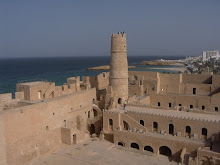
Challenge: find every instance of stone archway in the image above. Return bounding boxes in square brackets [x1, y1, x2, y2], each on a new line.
[118, 98, 122, 104]
[144, 146, 154, 153]
[159, 146, 172, 157]
[169, 124, 174, 135]
[90, 124, 95, 135]
[118, 142, 124, 146]
[131, 143, 139, 150]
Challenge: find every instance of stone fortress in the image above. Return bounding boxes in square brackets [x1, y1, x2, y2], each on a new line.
[0, 32, 220, 165]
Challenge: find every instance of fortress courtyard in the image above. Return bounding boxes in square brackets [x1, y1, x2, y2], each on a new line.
[29, 139, 177, 165]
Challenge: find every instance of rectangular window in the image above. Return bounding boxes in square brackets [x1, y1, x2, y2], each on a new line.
[169, 103, 172, 107]
[215, 107, 218, 112]
[158, 102, 160, 106]
[190, 105, 193, 109]
[202, 106, 205, 110]
[193, 88, 196, 95]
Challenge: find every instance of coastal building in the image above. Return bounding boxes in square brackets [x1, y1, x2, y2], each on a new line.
[0, 33, 220, 165]
[202, 50, 219, 62]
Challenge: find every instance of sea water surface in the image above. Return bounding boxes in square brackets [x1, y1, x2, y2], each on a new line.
[0, 56, 185, 95]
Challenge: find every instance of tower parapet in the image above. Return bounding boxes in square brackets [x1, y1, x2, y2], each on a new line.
[109, 32, 128, 105]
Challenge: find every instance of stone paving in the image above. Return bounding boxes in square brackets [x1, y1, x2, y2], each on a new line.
[29, 139, 178, 165]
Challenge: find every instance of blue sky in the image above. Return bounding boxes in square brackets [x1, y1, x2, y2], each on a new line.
[1, 0, 220, 58]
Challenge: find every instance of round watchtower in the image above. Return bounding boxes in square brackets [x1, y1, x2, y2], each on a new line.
[109, 32, 128, 104]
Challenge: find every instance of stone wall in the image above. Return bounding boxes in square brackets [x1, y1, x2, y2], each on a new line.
[0, 88, 96, 165]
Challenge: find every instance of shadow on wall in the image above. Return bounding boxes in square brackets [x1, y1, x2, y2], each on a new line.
[104, 134, 113, 143]
[203, 77, 212, 84]
[209, 87, 220, 96]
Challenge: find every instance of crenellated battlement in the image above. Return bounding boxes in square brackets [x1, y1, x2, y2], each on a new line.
[111, 32, 126, 38]
[126, 109, 220, 123]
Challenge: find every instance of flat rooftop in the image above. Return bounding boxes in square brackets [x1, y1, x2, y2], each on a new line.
[109, 106, 220, 122]
[29, 139, 177, 165]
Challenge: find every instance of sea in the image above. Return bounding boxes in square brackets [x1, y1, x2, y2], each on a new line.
[0, 56, 185, 96]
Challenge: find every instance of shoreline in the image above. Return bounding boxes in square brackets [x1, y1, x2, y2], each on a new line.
[86, 65, 136, 70]
[148, 66, 186, 72]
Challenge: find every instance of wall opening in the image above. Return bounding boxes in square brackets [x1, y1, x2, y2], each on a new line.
[103, 73, 105, 77]
[215, 107, 218, 112]
[144, 146, 154, 153]
[130, 143, 139, 150]
[73, 134, 76, 144]
[88, 111, 90, 118]
[179, 104, 182, 106]
[140, 81, 142, 85]
[202, 128, 208, 140]
[185, 126, 191, 137]
[140, 120, 144, 126]
[63, 120, 66, 127]
[118, 98, 122, 104]
[46, 126, 49, 130]
[193, 88, 196, 95]
[158, 102, 160, 107]
[93, 109, 98, 117]
[159, 146, 172, 157]
[190, 105, 193, 109]
[202, 106, 205, 110]
[38, 90, 42, 99]
[169, 103, 172, 108]
[118, 142, 124, 146]
[169, 124, 174, 135]
[109, 119, 113, 130]
[90, 124, 95, 135]
[134, 75, 138, 80]
[123, 121, 130, 130]
[153, 122, 158, 133]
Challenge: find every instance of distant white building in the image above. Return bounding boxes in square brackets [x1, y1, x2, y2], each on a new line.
[202, 50, 219, 62]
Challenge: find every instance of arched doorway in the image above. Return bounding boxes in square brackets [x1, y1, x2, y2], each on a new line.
[123, 121, 130, 130]
[118, 98, 122, 104]
[130, 143, 139, 150]
[153, 122, 158, 133]
[144, 146, 154, 153]
[118, 142, 124, 146]
[202, 128, 207, 140]
[93, 109, 98, 117]
[169, 124, 174, 135]
[185, 126, 191, 137]
[140, 120, 144, 126]
[159, 146, 172, 157]
[90, 124, 95, 135]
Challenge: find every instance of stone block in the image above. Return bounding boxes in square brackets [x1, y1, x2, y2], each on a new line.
[132, 128, 136, 132]
[139, 129, 143, 133]
[177, 132, 181, 137]
[193, 134, 198, 140]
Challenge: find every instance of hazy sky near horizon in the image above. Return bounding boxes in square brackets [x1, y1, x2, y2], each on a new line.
[1, 0, 220, 58]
